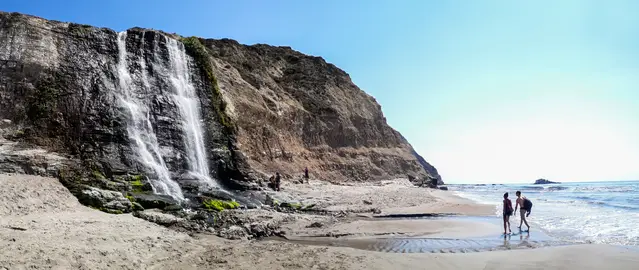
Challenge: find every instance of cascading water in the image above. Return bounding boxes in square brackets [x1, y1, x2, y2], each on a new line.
[165, 38, 218, 188]
[116, 31, 185, 201]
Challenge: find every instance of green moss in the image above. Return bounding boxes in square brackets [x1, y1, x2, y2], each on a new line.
[130, 179, 144, 192]
[125, 194, 136, 203]
[131, 180, 143, 187]
[92, 170, 106, 180]
[202, 199, 240, 211]
[127, 175, 146, 192]
[181, 37, 234, 132]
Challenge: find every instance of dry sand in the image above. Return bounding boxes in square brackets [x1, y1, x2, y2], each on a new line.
[280, 178, 495, 216]
[0, 174, 637, 269]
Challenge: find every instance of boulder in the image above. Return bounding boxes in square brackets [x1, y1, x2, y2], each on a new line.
[78, 187, 132, 213]
[131, 193, 179, 210]
[218, 225, 249, 240]
[133, 209, 185, 226]
[246, 221, 280, 238]
[306, 222, 324, 228]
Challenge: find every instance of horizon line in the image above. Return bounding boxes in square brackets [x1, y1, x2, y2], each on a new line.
[445, 179, 639, 185]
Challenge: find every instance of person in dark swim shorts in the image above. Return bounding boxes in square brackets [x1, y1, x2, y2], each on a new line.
[515, 191, 531, 231]
[502, 192, 513, 234]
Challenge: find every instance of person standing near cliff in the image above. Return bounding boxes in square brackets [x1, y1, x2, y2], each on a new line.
[514, 191, 531, 231]
[304, 167, 309, 183]
[275, 172, 281, 191]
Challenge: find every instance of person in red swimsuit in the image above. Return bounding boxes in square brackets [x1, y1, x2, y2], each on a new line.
[502, 192, 514, 234]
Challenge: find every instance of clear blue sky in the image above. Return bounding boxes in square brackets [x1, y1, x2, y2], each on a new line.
[3, 1, 639, 183]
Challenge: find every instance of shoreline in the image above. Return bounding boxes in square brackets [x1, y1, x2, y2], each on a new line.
[1, 174, 637, 269]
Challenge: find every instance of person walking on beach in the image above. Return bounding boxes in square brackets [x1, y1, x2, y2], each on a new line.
[514, 191, 531, 231]
[502, 192, 513, 234]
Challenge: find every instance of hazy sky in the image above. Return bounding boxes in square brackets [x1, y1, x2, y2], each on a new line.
[3, 1, 638, 183]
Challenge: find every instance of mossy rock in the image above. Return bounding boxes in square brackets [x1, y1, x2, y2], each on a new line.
[278, 202, 315, 211]
[128, 175, 152, 192]
[130, 174, 145, 182]
[202, 199, 240, 211]
[92, 170, 106, 180]
[132, 202, 144, 211]
[130, 179, 144, 189]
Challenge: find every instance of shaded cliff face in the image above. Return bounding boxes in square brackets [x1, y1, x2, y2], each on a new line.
[0, 10, 441, 201]
[202, 39, 441, 183]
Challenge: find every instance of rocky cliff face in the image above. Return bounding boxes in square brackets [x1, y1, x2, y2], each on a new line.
[0, 12, 252, 204]
[0, 11, 441, 210]
[204, 39, 441, 183]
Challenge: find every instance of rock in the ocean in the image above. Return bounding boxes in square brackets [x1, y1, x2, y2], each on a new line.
[439, 186, 449, 191]
[78, 187, 132, 213]
[533, 179, 560, 184]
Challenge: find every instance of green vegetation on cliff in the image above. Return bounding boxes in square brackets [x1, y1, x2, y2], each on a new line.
[27, 74, 62, 124]
[181, 37, 234, 132]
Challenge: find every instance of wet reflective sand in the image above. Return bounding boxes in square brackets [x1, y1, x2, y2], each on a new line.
[272, 216, 578, 253]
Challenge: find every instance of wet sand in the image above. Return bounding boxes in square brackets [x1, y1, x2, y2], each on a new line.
[1, 174, 638, 269]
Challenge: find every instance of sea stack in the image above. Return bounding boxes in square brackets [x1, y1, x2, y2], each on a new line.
[534, 178, 560, 184]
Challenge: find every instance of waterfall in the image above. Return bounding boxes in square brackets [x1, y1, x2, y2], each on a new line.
[116, 31, 185, 201]
[165, 38, 218, 188]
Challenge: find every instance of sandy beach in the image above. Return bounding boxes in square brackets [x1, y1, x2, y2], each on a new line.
[1, 174, 637, 269]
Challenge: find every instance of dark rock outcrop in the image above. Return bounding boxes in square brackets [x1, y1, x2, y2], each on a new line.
[534, 179, 559, 185]
[77, 186, 133, 213]
[130, 193, 179, 210]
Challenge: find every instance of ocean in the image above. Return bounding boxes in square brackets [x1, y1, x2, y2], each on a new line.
[450, 181, 639, 246]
